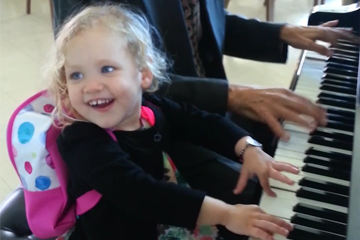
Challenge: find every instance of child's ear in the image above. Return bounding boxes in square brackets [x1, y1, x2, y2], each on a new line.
[140, 68, 153, 89]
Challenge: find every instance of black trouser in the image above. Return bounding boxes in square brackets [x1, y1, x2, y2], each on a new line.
[166, 114, 273, 239]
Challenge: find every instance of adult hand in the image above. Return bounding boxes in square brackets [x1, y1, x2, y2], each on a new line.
[280, 20, 360, 56]
[227, 85, 327, 141]
[233, 146, 299, 197]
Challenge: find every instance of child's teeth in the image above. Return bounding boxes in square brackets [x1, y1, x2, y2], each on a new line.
[89, 99, 112, 106]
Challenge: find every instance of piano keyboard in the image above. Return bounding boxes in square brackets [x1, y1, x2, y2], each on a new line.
[249, 38, 359, 240]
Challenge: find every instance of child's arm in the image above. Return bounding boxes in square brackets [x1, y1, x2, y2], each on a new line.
[58, 122, 206, 229]
[145, 94, 251, 161]
[197, 196, 292, 240]
[146, 95, 299, 198]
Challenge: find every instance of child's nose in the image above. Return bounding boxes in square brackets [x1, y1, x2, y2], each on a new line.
[83, 79, 103, 93]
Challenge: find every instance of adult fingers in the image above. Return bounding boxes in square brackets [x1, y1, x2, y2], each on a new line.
[283, 92, 327, 126]
[274, 105, 317, 130]
[320, 20, 339, 28]
[261, 111, 290, 141]
[299, 37, 331, 56]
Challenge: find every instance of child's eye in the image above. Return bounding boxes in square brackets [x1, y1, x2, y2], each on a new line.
[70, 72, 83, 80]
[102, 66, 114, 73]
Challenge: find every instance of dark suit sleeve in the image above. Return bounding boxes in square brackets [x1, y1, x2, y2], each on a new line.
[224, 11, 288, 63]
[157, 73, 229, 115]
[146, 95, 250, 161]
[57, 122, 206, 229]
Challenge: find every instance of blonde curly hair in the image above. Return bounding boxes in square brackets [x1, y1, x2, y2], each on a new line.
[43, 3, 170, 127]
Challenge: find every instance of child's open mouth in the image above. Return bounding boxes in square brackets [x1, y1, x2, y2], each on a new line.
[88, 99, 114, 109]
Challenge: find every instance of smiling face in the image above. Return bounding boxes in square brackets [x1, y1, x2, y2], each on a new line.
[64, 27, 153, 130]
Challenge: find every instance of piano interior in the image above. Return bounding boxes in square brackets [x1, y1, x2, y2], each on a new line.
[249, 2, 360, 240]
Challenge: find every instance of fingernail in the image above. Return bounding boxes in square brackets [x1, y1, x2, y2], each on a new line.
[284, 229, 289, 235]
[282, 134, 290, 141]
[327, 50, 333, 57]
[321, 118, 327, 126]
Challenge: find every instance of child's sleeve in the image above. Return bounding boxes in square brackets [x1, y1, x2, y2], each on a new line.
[146, 94, 251, 161]
[57, 122, 206, 229]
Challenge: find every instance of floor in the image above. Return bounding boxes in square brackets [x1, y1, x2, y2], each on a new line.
[0, 0, 342, 204]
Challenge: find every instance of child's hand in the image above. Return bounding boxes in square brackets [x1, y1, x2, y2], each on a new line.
[224, 204, 292, 240]
[234, 147, 299, 197]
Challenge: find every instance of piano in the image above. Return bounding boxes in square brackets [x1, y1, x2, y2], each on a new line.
[249, 3, 360, 240]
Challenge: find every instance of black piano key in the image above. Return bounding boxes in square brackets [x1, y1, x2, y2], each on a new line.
[306, 148, 352, 163]
[299, 177, 350, 196]
[326, 62, 358, 71]
[320, 84, 356, 95]
[308, 136, 353, 151]
[327, 56, 358, 67]
[326, 119, 354, 132]
[333, 49, 360, 59]
[324, 66, 358, 77]
[296, 187, 349, 207]
[333, 52, 359, 61]
[319, 92, 356, 103]
[303, 156, 351, 172]
[302, 165, 350, 181]
[287, 225, 345, 240]
[291, 213, 347, 236]
[327, 108, 355, 119]
[310, 129, 353, 142]
[326, 113, 355, 125]
[322, 73, 357, 83]
[335, 42, 360, 51]
[317, 97, 356, 110]
[321, 78, 357, 88]
[293, 203, 348, 223]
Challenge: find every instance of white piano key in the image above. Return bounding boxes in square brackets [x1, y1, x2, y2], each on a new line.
[277, 140, 352, 155]
[294, 90, 357, 106]
[274, 155, 305, 167]
[283, 122, 354, 136]
[319, 103, 355, 112]
[275, 148, 305, 159]
[305, 49, 329, 61]
[297, 81, 355, 91]
[295, 86, 357, 103]
[266, 161, 350, 187]
[272, 157, 348, 185]
[258, 189, 348, 218]
[275, 150, 347, 163]
[281, 171, 349, 187]
[282, 134, 350, 152]
[275, 148, 307, 160]
[295, 88, 355, 99]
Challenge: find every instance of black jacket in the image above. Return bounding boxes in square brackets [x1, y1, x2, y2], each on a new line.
[57, 95, 249, 239]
